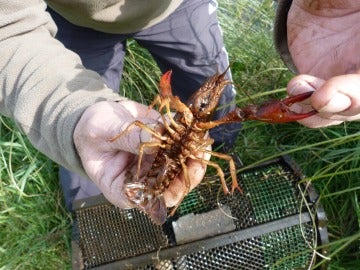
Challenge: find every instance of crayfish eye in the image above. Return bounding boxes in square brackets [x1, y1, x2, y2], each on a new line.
[199, 102, 207, 111]
[197, 98, 208, 112]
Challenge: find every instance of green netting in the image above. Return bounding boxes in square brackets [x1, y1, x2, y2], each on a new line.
[261, 223, 315, 270]
[176, 189, 209, 216]
[241, 164, 300, 223]
[178, 163, 303, 226]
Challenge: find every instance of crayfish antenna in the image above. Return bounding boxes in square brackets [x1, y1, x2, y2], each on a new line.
[217, 65, 231, 80]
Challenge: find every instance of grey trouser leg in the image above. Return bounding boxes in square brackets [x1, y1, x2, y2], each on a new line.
[49, 0, 241, 210]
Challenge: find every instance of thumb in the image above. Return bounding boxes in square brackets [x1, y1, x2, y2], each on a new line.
[311, 74, 360, 115]
[287, 74, 324, 97]
[287, 74, 353, 113]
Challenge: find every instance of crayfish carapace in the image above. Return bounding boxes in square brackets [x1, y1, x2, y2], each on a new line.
[110, 69, 317, 225]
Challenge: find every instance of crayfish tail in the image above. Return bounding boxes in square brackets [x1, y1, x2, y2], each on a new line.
[124, 182, 168, 225]
[124, 182, 146, 205]
[143, 195, 167, 225]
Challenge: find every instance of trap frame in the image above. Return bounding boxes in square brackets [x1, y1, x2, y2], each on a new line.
[72, 156, 328, 270]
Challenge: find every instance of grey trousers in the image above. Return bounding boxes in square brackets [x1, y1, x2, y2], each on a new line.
[49, 0, 241, 211]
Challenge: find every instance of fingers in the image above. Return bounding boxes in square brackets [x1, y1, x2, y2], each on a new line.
[287, 73, 360, 127]
[83, 100, 164, 155]
[109, 118, 164, 155]
[82, 147, 137, 209]
[117, 99, 161, 119]
[288, 74, 324, 97]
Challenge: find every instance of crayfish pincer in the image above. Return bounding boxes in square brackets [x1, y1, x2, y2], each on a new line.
[110, 69, 317, 225]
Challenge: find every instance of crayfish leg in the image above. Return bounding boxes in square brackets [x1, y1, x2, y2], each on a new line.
[202, 158, 231, 194]
[109, 120, 168, 178]
[187, 150, 231, 194]
[191, 148, 242, 194]
[161, 97, 187, 131]
[209, 151, 243, 194]
[108, 120, 167, 143]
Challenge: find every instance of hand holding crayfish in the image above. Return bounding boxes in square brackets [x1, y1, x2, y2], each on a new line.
[73, 99, 209, 211]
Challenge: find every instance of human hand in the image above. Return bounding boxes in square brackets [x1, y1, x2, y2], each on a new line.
[73, 100, 208, 209]
[286, 0, 360, 127]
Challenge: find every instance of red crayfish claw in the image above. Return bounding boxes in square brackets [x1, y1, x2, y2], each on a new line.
[159, 70, 173, 96]
[243, 91, 318, 123]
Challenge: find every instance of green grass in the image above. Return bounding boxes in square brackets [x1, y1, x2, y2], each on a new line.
[0, 118, 72, 269]
[1, 0, 359, 269]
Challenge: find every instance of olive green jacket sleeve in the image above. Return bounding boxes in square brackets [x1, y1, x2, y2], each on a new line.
[0, 1, 125, 176]
[273, 0, 298, 73]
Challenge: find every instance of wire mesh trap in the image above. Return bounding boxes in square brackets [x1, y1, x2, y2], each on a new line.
[71, 156, 328, 270]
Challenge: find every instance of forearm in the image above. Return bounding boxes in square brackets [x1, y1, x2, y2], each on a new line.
[0, 1, 124, 175]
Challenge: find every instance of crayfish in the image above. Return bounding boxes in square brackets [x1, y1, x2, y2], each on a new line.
[110, 69, 317, 225]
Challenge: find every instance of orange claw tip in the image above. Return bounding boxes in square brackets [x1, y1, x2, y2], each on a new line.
[159, 70, 173, 96]
[162, 69, 172, 78]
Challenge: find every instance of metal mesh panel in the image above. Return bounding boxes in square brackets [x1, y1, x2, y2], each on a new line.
[137, 222, 315, 270]
[241, 166, 300, 223]
[175, 179, 256, 231]
[261, 223, 314, 269]
[72, 157, 326, 270]
[173, 223, 314, 270]
[73, 206, 168, 269]
[175, 238, 266, 270]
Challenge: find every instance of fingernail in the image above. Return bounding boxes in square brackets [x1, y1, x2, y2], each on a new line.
[318, 92, 351, 113]
[289, 81, 316, 96]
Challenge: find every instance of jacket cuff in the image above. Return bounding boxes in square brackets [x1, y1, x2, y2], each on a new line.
[273, 0, 298, 73]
